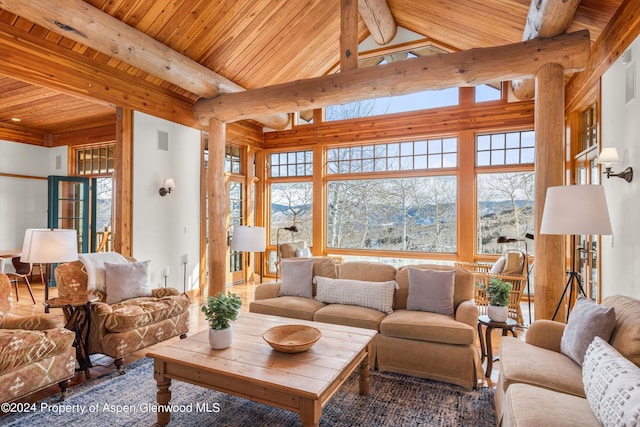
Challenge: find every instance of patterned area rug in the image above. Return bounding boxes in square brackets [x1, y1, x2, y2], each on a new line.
[2, 358, 495, 426]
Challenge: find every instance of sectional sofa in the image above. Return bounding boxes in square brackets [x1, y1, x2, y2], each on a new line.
[495, 295, 640, 426]
[249, 258, 481, 390]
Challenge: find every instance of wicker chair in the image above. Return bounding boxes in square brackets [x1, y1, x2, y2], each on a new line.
[456, 250, 528, 325]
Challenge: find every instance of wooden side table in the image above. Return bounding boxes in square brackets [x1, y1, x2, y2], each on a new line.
[44, 295, 99, 379]
[477, 314, 519, 378]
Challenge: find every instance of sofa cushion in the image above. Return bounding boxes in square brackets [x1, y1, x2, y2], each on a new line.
[249, 296, 326, 321]
[395, 265, 474, 310]
[602, 295, 640, 367]
[279, 258, 314, 298]
[499, 336, 585, 398]
[583, 336, 640, 426]
[503, 383, 600, 427]
[380, 309, 475, 345]
[337, 261, 397, 283]
[314, 277, 397, 314]
[406, 268, 455, 315]
[560, 296, 616, 366]
[102, 295, 190, 333]
[0, 328, 75, 374]
[104, 260, 152, 304]
[313, 304, 386, 330]
[78, 252, 129, 293]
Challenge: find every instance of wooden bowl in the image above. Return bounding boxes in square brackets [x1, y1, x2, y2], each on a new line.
[262, 325, 322, 353]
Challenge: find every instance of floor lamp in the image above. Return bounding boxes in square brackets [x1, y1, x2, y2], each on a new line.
[497, 235, 532, 326]
[20, 228, 79, 311]
[231, 226, 266, 283]
[539, 185, 613, 321]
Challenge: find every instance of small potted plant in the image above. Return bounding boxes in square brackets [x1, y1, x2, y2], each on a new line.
[201, 291, 242, 349]
[486, 278, 512, 322]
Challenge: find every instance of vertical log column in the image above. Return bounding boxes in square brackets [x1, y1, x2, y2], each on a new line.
[340, 0, 358, 72]
[533, 63, 566, 320]
[207, 119, 227, 297]
[114, 107, 133, 256]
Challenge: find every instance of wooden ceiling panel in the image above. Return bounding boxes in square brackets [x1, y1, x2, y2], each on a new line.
[0, 0, 627, 144]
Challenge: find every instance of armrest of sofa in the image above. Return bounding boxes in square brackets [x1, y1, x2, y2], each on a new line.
[1, 313, 64, 330]
[455, 300, 478, 329]
[254, 282, 281, 300]
[152, 287, 182, 298]
[525, 319, 566, 353]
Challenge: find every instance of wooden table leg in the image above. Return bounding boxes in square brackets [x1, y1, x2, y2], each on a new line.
[299, 398, 321, 427]
[155, 362, 172, 426]
[485, 325, 494, 378]
[359, 356, 370, 396]
[477, 322, 486, 363]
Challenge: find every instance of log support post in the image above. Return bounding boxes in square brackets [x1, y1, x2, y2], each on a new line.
[341, 0, 359, 72]
[207, 118, 227, 297]
[533, 63, 566, 320]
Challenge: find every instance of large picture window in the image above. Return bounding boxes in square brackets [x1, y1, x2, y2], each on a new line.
[477, 172, 534, 254]
[270, 182, 313, 246]
[327, 176, 457, 252]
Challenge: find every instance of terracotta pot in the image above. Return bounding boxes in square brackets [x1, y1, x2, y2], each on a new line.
[209, 326, 233, 349]
[488, 305, 508, 323]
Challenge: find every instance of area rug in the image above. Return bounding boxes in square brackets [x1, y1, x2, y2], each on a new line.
[2, 358, 495, 426]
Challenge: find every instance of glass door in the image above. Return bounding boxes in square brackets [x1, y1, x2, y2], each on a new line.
[48, 176, 95, 253]
[227, 179, 244, 285]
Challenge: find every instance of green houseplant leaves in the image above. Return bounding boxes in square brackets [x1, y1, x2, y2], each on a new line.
[201, 291, 242, 330]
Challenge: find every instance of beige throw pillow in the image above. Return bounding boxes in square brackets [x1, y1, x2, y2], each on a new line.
[314, 277, 397, 314]
[279, 258, 314, 298]
[104, 260, 152, 304]
[560, 296, 616, 366]
[583, 336, 640, 426]
[406, 268, 456, 316]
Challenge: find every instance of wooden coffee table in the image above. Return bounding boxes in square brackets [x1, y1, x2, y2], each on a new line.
[147, 312, 377, 426]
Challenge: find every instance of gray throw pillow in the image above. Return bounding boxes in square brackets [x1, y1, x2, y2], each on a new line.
[560, 296, 616, 366]
[406, 268, 456, 316]
[279, 258, 314, 298]
[104, 260, 152, 304]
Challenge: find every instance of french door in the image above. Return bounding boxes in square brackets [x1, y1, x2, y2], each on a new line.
[227, 178, 245, 285]
[48, 176, 95, 253]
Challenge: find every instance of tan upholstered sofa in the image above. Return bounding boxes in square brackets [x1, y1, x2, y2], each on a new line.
[0, 273, 76, 403]
[55, 256, 190, 374]
[495, 295, 640, 426]
[250, 259, 480, 390]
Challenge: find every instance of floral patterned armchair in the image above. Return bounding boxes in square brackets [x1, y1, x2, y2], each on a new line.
[0, 273, 76, 404]
[54, 256, 190, 374]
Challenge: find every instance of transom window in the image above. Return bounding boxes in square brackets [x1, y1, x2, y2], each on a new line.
[327, 138, 457, 175]
[225, 146, 241, 174]
[74, 144, 115, 175]
[476, 130, 535, 166]
[269, 150, 313, 178]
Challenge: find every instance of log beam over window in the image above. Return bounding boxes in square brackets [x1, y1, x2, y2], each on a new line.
[195, 30, 590, 123]
[512, 0, 580, 101]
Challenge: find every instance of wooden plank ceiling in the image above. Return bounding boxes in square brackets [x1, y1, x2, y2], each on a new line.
[0, 0, 625, 146]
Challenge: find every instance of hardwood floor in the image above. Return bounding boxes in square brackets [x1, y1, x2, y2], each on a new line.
[5, 276, 528, 407]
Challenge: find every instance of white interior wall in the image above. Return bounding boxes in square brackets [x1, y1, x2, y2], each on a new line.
[0, 141, 66, 249]
[132, 111, 201, 291]
[601, 34, 640, 298]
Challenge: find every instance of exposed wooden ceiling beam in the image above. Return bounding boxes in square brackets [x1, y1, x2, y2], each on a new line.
[359, 0, 397, 45]
[566, 0, 640, 111]
[0, 122, 46, 145]
[195, 30, 590, 123]
[341, 0, 359, 72]
[0, 0, 290, 130]
[512, 0, 580, 101]
[0, 21, 197, 129]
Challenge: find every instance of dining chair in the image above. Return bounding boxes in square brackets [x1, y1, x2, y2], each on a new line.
[6, 256, 36, 304]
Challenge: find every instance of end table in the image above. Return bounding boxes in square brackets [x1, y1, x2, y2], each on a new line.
[44, 294, 99, 379]
[477, 314, 519, 378]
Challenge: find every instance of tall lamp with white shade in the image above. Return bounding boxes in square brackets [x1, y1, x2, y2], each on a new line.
[230, 226, 266, 283]
[20, 228, 79, 309]
[539, 185, 613, 321]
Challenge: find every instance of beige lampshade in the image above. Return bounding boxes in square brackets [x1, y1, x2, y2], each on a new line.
[540, 185, 613, 236]
[597, 147, 620, 166]
[20, 228, 79, 263]
[231, 226, 266, 252]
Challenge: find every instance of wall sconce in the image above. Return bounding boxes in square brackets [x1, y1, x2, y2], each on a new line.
[159, 178, 175, 196]
[597, 147, 633, 182]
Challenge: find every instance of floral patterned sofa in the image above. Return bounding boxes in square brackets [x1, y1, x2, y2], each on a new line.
[54, 254, 190, 374]
[0, 273, 76, 404]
